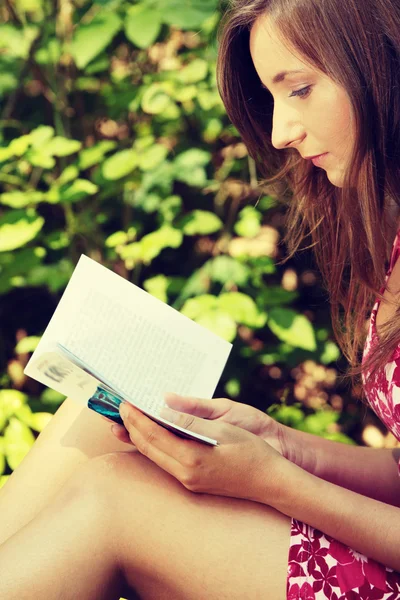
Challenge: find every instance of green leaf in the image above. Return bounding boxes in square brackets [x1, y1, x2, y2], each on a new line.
[9, 134, 32, 156]
[257, 286, 298, 307]
[173, 149, 211, 187]
[40, 389, 66, 406]
[139, 225, 183, 264]
[0, 391, 28, 421]
[0, 248, 44, 294]
[270, 405, 305, 428]
[56, 165, 79, 186]
[158, 0, 218, 29]
[234, 206, 262, 238]
[181, 295, 219, 319]
[59, 179, 99, 203]
[28, 412, 53, 433]
[15, 336, 41, 354]
[174, 148, 211, 169]
[30, 125, 55, 147]
[320, 340, 341, 365]
[71, 13, 122, 70]
[42, 136, 82, 157]
[267, 308, 317, 351]
[0, 24, 39, 59]
[195, 311, 237, 342]
[219, 292, 267, 328]
[4, 417, 35, 470]
[178, 210, 223, 235]
[26, 149, 55, 169]
[323, 432, 357, 445]
[299, 410, 339, 435]
[26, 259, 74, 292]
[0, 191, 45, 208]
[141, 83, 174, 115]
[143, 274, 169, 303]
[205, 256, 251, 286]
[0, 210, 44, 252]
[125, 4, 162, 49]
[176, 59, 208, 84]
[102, 149, 139, 180]
[159, 195, 182, 223]
[105, 231, 130, 248]
[138, 144, 168, 171]
[78, 141, 117, 170]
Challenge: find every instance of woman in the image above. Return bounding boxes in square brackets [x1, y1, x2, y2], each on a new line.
[1, 1, 400, 598]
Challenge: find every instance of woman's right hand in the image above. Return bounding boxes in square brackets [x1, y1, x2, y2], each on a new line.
[161, 392, 287, 457]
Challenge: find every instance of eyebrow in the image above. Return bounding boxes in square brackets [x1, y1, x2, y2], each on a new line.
[261, 69, 307, 90]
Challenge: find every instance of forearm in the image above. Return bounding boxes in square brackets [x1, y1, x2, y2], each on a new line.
[282, 424, 400, 507]
[264, 459, 400, 572]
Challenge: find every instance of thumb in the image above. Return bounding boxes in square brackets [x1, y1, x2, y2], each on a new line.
[164, 392, 222, 419]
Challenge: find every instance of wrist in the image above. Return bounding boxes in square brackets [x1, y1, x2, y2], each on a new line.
[278, 423, 316, 474]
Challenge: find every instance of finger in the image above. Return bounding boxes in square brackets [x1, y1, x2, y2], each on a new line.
[111, 423, 133, 445]
[119, 402, 197, 478]
[164, 392, 231, 419]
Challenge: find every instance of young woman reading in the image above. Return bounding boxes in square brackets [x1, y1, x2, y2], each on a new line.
[1, 0, 400, 598]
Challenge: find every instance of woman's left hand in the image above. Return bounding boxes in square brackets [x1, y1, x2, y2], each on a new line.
[111, 401, 286, 503]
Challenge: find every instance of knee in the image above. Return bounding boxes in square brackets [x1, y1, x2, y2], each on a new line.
[56, 451, 146, 512]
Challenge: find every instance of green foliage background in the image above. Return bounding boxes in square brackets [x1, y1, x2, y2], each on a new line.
[0, 0, 390, 490]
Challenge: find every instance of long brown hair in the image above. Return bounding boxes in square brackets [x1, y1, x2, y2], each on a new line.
[216, 0, 400, 396]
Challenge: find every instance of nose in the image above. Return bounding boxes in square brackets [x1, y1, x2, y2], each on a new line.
[271, 102, 306, 151]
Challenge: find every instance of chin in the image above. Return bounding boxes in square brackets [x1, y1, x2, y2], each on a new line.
[326, 170, 344, 188]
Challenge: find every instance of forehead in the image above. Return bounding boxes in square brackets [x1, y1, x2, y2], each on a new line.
[249, 14, 310, 75]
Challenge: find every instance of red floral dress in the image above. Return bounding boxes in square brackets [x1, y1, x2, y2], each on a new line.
[286, 230, 400, 599]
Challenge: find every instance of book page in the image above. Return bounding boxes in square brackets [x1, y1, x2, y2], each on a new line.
[25, 254, 232, 421]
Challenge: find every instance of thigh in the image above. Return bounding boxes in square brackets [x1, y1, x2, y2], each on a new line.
[85, 451, 291, 600]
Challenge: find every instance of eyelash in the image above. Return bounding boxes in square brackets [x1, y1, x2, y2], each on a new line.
[289, 86, 312, 99]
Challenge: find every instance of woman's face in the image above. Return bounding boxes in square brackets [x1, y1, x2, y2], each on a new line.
[249, 14, 355, 188]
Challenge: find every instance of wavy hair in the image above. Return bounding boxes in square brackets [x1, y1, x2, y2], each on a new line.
[216, 0, 400, 395]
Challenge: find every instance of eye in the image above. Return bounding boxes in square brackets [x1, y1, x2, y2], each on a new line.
[289, 86, 312, 99]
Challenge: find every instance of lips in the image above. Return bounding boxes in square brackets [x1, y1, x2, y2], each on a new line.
[311, 153, 328, 166]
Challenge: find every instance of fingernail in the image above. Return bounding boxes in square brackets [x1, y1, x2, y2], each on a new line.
[164, 392, 181, 404]
[119, 402, 129, 419]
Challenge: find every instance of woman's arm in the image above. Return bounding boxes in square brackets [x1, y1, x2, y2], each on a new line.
[280, 424, 400, 507]
[262, 458, 400, 572]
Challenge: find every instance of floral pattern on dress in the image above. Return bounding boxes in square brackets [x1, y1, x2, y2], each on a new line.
[286, 231, 400, 599]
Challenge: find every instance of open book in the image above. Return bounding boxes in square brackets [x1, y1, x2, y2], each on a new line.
[24, 255, 232, 446]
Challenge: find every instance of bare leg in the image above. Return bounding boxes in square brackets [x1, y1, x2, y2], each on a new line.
[0, 398, 139, 544]
[0, 469, 128, 600]
[0, 451, 291, 600]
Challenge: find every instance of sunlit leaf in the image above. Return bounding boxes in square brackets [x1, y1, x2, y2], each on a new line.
[195, 311, 237, 342]
[4, 417, 35, 470]
[102, 149, 139, 180]
[15, 336, 41, 354]
[219, 292, 267, 328]
[42, 136, 82, 157]
[181, 295, 219, 319]
[125, 4, 162, 49]
[177, 59, 208, 84]
[234, 206, 262, 238]
[70, 13, 122, 69]
[0, 210, 44, 252]
[178, 210, 223, 235]
[138, 144, 168, 171]
[78, 141, 117, 170]
[267, 308, 317, 351]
